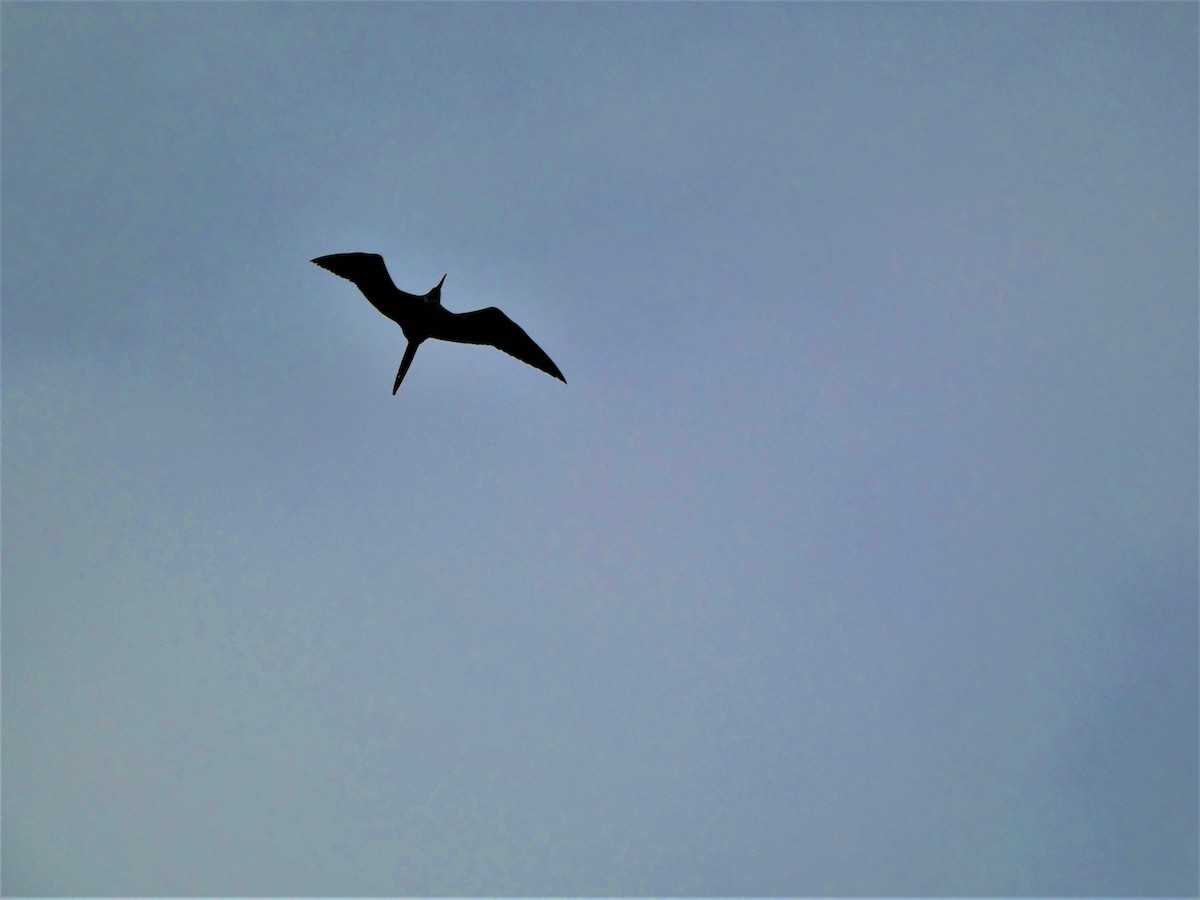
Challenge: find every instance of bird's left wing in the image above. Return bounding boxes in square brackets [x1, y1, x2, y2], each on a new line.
[311, 253, 422, 302]
[435, 307, 566, 383]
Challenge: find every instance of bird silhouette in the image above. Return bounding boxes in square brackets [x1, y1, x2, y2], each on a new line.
[312, 252, 566, 394]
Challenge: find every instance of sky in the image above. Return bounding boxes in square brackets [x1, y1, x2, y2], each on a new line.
[2, 3, 1196, 896]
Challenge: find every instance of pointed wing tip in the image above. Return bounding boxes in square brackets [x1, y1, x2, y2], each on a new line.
[540, 362, 566, 383]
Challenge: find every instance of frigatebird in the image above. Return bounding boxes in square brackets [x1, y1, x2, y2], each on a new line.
[312, 252, 566, 394]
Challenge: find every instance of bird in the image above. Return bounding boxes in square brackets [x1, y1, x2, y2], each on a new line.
[312, 252, 566, 394]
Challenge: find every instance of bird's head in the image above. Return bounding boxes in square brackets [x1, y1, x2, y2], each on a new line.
[427, 274, 447, 301]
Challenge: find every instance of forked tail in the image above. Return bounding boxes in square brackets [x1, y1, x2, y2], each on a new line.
[393, 340, 421, 394]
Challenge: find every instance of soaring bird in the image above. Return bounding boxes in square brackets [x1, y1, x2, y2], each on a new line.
[312, 252, 566, 394]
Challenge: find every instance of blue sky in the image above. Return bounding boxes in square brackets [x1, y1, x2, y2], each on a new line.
[3, 3, 1196, 895]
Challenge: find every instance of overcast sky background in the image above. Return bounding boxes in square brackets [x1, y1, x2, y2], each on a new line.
[3, 3, 1196, 896]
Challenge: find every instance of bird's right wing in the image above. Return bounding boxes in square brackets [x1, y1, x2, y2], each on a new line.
[435, 307, 566, 383]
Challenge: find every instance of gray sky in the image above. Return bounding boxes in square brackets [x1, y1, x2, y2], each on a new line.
[3, 3, 1196, 895]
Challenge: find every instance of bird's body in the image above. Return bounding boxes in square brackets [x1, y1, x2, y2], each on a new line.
[312, 252, 565, 394]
